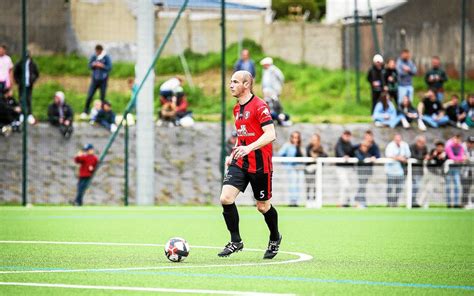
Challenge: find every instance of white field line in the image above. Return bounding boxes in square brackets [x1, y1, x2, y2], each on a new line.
[0, 282, 295, 295]
[0, 240, 313, 274]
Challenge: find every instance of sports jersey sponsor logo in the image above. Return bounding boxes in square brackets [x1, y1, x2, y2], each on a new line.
[237, 124, 255, 137]
[244, 111, 250, 119]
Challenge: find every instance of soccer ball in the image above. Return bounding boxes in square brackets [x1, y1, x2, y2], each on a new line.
[164, 237, 190, 262]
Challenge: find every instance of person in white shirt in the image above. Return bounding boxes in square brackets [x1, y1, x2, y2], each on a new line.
[385, 134, 411, 207]
[0, 45, 14, 99]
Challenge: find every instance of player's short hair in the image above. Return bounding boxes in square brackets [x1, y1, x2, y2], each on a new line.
[241, 71, 254, 89]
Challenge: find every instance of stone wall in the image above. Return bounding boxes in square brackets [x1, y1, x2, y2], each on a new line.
[0, 122, 470, 205]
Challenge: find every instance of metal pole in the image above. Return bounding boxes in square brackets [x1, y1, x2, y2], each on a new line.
[368, 0, 380, 54]
[354, 0, 361, 104]
[460, 0, 466, 100]
[220, 0, 227, 180]
[21, 0, 28, 207]
[124, 120, 129, 206]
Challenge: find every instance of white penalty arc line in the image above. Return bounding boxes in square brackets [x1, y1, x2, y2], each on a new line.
[0, 282, 295, 296]
[0, 240, 313, 274]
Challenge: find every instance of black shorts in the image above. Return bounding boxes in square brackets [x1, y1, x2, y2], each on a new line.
[223, 165, 272, 201]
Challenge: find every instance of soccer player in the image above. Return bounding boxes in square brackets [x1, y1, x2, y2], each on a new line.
[218, 70, 282, 259]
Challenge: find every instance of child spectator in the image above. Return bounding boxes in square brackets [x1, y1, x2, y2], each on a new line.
[417, 90, 449, 131]
[396, 49, 417, 104]
[95, 101, 117, 133]
[278, 131, 304, 207]
[367, 54, 385, 112]
[385, 134, 411, 207]
[0, 93, 22, 136]
[425, 56, 448, 102]
[0, 45, 14, 100]
[444, 94, 467, 130]
[372, 92, 409, 128]
[89, 99, 102, 124]
[398, 95, 418, 126]
[305, 133, 328, 207]
[383, 58, 398, 103]
[461, 93, 474, 129]
[444, 134, 466, 208]
[73, 144, 98, 206]
[47, 91, 74, 138]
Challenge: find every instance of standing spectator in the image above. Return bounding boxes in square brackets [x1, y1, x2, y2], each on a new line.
[305, 133, 328, 207]
[47, 91, 74, 138]
[396, 49, 417, 104]
[444, 94, 467, 129]
[13, 51, 39, 125]
[81, 44, 112, 119]
[0, 94, 22, 136]
[367, 54, 385, 112]
[425, 56, 448, 102]
[278, 131, 304, 207]
[384, 58, 398, 103]
[260, 57, 284, 101]
[462, 136, 474, 208]
[419, 140, 446, 207]
[409, 135, 429, 207]
[95, 101, 117, 133]
[335, 130, 355, 206]
[74, 144, 98, 206]
[354, 141, 376, 208]
[398, 95, 419, 126]
[444, 135, 466, 208]
[461, 93, 474, 129]
[234, 49, 256, 78]
[385, 134, 411, 207]
[417, 90, 449, 131]
[361, 130, 381, 158]
[0, 45, 14, 99]
[372, 92, 409, 128]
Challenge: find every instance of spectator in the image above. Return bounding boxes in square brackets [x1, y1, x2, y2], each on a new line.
[81, 44, 112, 119]
[260, 57, 284, 101]
[335, 130, 355, 207]
[95, 101, 117, 133]
[372, 92, 409, 128]
[47, 91, 74, 138]
[396, 49, 417, 104]
[409, 135, 429, 207]
[13, 51, 39, 125]
[234, 49, 256, 78]
[354, 140, 377, 208]
[278, 131, 304, 207]
[444, 134, 466, 208]
[367, 54, 385, 112]
[73, 144, 98, 206]
[0, 93, 22, 136]
[417, 90, 449, 131]
[398, 95, 418, 126]
[461, 93, 474, 129]
[383, 58, 398, 103]
[385, 134, 411, 207]
[305, 133, 328, 207]
[425, 56, 448, 102]
[0, 45, 14, 99]
[158, 86, 192, 127]
[444, 94, 467, 130]
[462, 136, 474, 208]
[419, 140, 446, 207]
[159, 76, 183, 101]
[89, 99, 102, 124]
[263, 88, 291, 126]
[225, 130, 238, 156]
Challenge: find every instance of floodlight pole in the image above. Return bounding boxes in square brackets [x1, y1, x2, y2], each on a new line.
[220, 0, 227, 180]
[21, 0, 28, 207]
[354, 0, 361, 104]
[136, 0, 155, 205]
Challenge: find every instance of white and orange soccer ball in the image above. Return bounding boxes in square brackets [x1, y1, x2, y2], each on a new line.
[164, 237, 190, 262]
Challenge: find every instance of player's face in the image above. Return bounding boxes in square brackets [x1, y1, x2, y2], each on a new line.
[229, 75, 245, 98]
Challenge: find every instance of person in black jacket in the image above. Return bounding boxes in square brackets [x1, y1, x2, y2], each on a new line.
[367, 54, 385, 113]
[335, 130, 355, 206]
[425, 56, 448, 102]
[354, 141, 376, 208]
[47, 91, 74, 138]
[0, 94, 22, 136]
[409, 136, 429, 207]
[13, 52, 39, 124]
[384, 58, 398, 103]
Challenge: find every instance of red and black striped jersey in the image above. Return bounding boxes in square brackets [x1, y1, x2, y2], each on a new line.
[231, 95, 274, 173]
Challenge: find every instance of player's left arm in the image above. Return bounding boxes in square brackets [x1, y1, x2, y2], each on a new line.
[233, 124, 276, 159]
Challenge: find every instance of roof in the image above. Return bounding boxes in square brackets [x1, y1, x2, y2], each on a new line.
[152, 0, 266, 11]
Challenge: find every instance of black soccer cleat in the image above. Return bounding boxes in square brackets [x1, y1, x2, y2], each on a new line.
[263, 234, 282, 259]
[217, 241, 244, 257]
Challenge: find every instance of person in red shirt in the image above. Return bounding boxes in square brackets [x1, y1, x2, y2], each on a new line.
[218, 70, 281, 259]
[74, 144, 98, 206]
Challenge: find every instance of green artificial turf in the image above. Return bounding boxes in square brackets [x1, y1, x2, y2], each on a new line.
[0, 206, 472, 295]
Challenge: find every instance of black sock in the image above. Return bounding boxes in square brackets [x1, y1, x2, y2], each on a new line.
[263, 205, 280, 241]
[222, 203, 241, 242]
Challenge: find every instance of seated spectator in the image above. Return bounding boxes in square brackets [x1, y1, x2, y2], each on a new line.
[158, 86, 192, 127]
[159, 76, 183, 101]
[263, 88, 291, 127]
[354, 140, 377, 208]
[397, 95, 418, 126]
[225, 130, 238, 156]
[372, 92, 409, 128]
[425, 56, 448, 102]
[461, 93, 474, 129]
[305, 133, 328, 207]
[383, 58, 398, 103]
[417, 90, 449, 131]
[0, 93, 22, 136]
[95, 101, 117, 133]
[444, 94, 467, 130]
[385, 134, 411, 207]
[444, 134, 466, 208]
[419, 140, 446, 207]
[278, 131, 304, 207]
[335, 130, 355, 207]
[409, 135, 429, 207]
[47, 91, 73, 138]
[89, 99, 102, 124]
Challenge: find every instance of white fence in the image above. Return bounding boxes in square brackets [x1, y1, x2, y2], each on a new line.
[234, 157, 474, 208]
